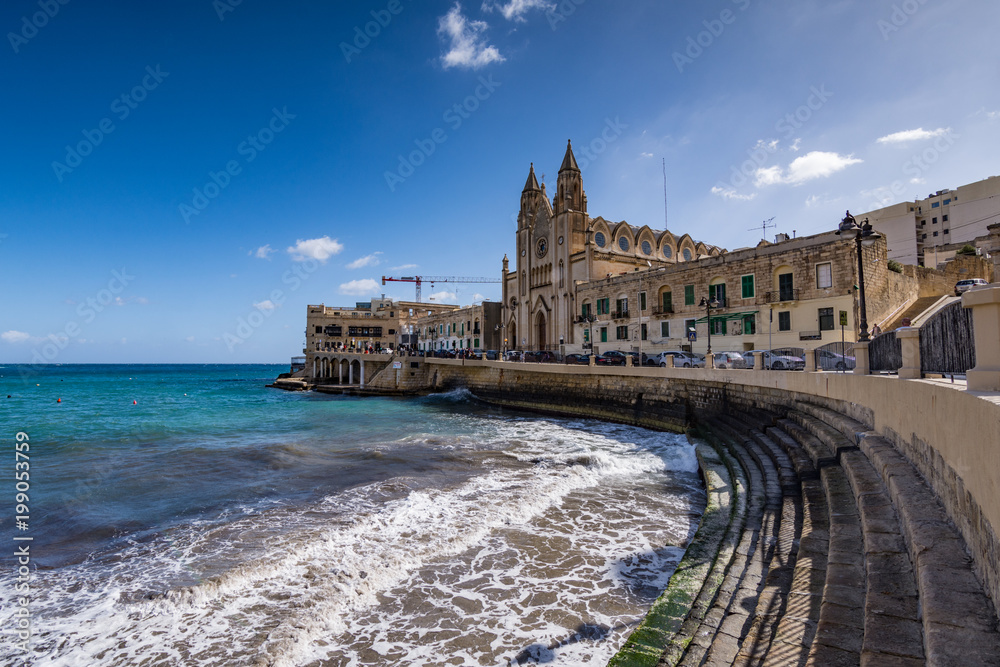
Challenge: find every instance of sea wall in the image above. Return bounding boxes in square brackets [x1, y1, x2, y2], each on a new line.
[398, 359, 1000, 607]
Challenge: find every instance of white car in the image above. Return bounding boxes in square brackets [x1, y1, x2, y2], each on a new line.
[744, 350, 805, 370]
[653, 351, 700, 368]
[955, 278, 988, 296]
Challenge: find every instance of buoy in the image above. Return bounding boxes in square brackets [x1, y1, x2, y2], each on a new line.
[57, 398, 61, 403]
[133, 400, 137, 405]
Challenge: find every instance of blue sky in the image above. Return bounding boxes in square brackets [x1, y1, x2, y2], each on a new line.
[2, 0, 999, 363]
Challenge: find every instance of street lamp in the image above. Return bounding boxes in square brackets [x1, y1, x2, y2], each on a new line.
[699, 295, 720, 361]
[836, 210, 881, 342]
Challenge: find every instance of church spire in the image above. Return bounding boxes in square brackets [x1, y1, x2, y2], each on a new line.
[522, 162, 540, 192]
[559, 140, 580, 173]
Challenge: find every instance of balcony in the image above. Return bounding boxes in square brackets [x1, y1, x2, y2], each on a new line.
[652, 305, 674, 316]
[612, 309, 630, 320]
[759, 289, 800, 304]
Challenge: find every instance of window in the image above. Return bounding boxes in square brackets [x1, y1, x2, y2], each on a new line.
[315, 326, 322, 334]
[932, 202, 940, 208]
[581, 303, 592, 319]
[597, 298, 610, 315]
[663, 246, 673, 259]
[778, 311, 791, 331]
[932, 217, 937, 224]
[641, 323, 647, 340]
[816, 263, 832, 289]
[594, 232, 606, 247]
[944, 199, 951, 205]
[661, 321, 670, 337]
[616, 298, 628, 316]
[639, 292, 647, 311]
[921, 220, 926, 226]
[641, 240, 652, 255]
[684, 284, 695, 305]
[600, 327, 607, 342]
[943, 214, 949, 222]
[944, 229, 949, 234]
[778, 273, 794, 301]
[709, 283, 726, 304]
[743, 314, 756, 335]
[710, 318, 727, 335]
[741, 275, 755, 299]
[662, 291, 673, 312]
[819, 307, 834, 331]
[618, 237, 630, 251]
[683, 248, 692, 261]
[922, 233, 928, 239]
[933, 231, 939, 237]
[583, 328, 590, 342]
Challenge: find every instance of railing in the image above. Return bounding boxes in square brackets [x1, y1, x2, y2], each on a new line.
[290, 356, 306, 372]
[652, 306, 674, 315]
[920, 301, 975, 374]
[869, 331, 902, 372]
[759, 289, 799, 304]
[613, 309, 630, 320]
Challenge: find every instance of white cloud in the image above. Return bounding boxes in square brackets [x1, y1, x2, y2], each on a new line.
[471, 292, 486, 302]
[876, 127, 950, 144]
[347, 252, 383, 270]
[253, 244, 276, 259]
[287, 236, 344, 262]
[1, 330, 31, 344]
[640, 152, 654, 158]
[339, 279, 381, 296]
[427, 290, 459, 303]
[753, 166, 785, 187]
[481, 0, 555, 21]
[754, 152, 862, 187]
[253, 300, 278, 311]
[438, 3, 504, 70]
[390, 263, 418, 271]
[185, 336, 196, 342]
[711, 186, 756, 201]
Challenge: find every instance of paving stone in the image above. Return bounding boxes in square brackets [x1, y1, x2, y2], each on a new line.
[862, 613, 923, 659]
[860, 651, 924, 667]
[866, 571, 918, 598]
[806, 641, 860, 667]
[865, 592, 919, 621]
[863, 531, 907, 554]
[924, 621, 1000, 667]
[814, 619, 864, 654]
[816, 600, 865, 630]
[718, 611, 751, 640]
[825, 561, 866, 589]
[865, 552, 913, 575]
[784, 590, 823, 620]
[919, 582, 999, 633]
[823, 583, 866, 610]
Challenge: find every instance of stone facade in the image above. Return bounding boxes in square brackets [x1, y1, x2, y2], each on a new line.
[305, 298, 458, 355]
[574, 230, 903, 355]
[417, 301, 503, 353]
[501, 142, 722, 352]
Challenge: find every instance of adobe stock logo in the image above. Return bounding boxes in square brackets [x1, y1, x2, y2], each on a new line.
[7, 0, 70, 54]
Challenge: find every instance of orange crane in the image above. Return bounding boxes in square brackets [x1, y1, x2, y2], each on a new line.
[381, 275, 501, 302]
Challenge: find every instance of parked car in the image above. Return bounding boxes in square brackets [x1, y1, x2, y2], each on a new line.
[523, 350, 557, 363]
[564, 353, 591, 365]
[595, 350, 628, 366]
[955, 278, 988, 296]
[690, 353, 707, 368]
[504, 350, 522, 361]
[485, 350, 500, 360]
[815, 349, 855, 371]
[652, 350, 699, 368]
[744, 350, 805, 370]
[713, 351, 747, 369]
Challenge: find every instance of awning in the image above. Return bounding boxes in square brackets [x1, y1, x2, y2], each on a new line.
[694, 310, 758, 324]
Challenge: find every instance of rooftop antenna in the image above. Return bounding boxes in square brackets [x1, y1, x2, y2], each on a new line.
[662, 158, 669, 228]
[749, 217, 776, 239]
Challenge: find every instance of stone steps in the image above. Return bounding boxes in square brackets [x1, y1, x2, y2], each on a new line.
[616, 399, 1000, 667]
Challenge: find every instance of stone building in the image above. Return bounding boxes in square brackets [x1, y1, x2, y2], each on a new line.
[305, 298, 458, 354]
[573, 230, 902, 356]
[501, 141, 723, 351]
[417, 301, 503, 354]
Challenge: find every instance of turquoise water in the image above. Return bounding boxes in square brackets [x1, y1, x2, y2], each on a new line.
[0, 364, 704, 666]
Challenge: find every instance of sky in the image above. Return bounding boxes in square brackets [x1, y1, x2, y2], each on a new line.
[2, 0, 999, 363]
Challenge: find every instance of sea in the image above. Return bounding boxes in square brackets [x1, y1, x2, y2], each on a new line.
[0, 364, 705, 667]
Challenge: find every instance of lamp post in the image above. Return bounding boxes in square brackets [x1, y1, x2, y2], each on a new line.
[836, 210, 880, 342]
[699, 295, 720, 361]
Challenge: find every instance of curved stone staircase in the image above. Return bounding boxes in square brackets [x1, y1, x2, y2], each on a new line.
[610, 401, 1000, 667]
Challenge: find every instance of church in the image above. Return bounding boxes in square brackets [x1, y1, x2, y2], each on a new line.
[501, 141, 725, 352]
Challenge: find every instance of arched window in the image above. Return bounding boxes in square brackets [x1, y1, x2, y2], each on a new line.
[594, 232, 606, 248]
[618, 236, 630, 251]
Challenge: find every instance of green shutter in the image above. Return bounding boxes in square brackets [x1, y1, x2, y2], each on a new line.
[684, 285, 694, 305]
[742, 275, 754, 298]
[661, 321, 670, 337]
[640, 292, 646, 311]
[663, 291, 672, 311]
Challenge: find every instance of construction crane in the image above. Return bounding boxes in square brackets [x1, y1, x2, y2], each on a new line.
[381, 275, 501, 303]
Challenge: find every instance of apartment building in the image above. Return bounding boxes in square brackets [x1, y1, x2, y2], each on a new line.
[417, 301, 503, 353]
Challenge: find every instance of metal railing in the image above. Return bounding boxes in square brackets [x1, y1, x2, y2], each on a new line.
[759, 289, 800, 304]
